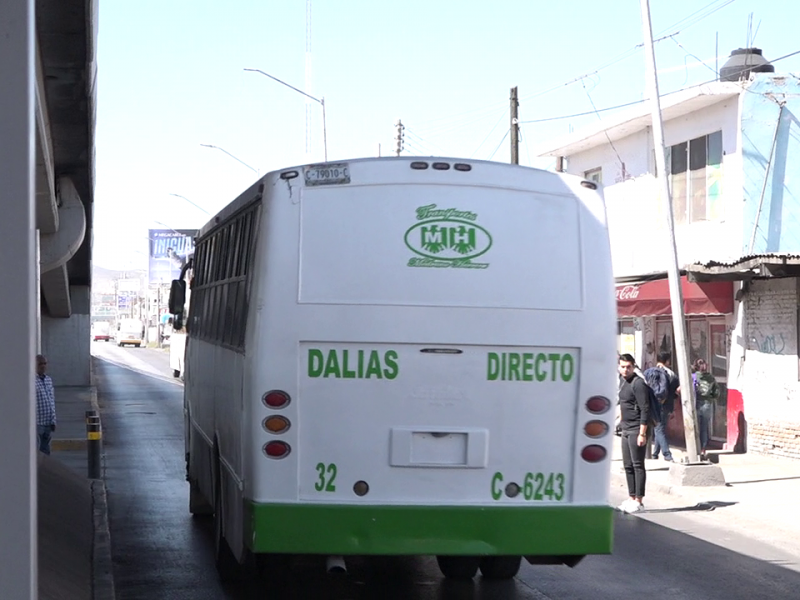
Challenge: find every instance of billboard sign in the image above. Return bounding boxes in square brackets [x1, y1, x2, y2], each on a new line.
[149, 229, 196, 284]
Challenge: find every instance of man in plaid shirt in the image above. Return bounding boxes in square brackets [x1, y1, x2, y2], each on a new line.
[35, 354, 57, 455]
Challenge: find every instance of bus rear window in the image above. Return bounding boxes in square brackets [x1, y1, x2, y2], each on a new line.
[298, 185, 583, 310]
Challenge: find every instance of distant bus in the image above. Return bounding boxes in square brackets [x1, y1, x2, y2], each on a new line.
[171, 157, 617, 582]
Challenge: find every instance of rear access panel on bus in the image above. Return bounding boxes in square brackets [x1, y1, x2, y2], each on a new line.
[297, 342, 580, 505]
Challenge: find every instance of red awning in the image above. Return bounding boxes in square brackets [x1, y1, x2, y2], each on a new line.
[615, 276, 733, 318]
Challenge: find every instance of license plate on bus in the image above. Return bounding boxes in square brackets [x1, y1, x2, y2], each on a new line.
[304, 163, 350, 186]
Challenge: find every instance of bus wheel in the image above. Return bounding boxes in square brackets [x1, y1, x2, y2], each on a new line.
[479, 556, 522, 580]
[214, 470, 239, 581]
[189, 478, 213, 517]
[436, 556, 480, 580]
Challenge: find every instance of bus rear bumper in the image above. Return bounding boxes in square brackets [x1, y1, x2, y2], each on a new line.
[245, 503, 613, 557]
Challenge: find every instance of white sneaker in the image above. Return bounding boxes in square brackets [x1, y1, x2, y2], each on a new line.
[624, 501, 644, 514]
[617, 498, 635, 512]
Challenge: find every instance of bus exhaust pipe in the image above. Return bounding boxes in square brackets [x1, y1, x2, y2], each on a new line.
[326, 555, 347, 574]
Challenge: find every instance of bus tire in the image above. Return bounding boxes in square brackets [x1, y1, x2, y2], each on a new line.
[479, 556, 522, 580]
[189, 478, 213, 517]
[213, 461, 240, 581]
[436, 556, 480, 580]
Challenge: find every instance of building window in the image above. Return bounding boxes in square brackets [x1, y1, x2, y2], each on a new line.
[584, 167, 602, 184]
[668, 130, 723, 224]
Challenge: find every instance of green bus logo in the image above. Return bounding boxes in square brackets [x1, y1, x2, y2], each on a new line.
[405, 205, 492, 268]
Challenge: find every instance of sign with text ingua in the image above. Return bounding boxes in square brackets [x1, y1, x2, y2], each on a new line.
[148, 229, 196, 284]
[404, 204, 492, 269]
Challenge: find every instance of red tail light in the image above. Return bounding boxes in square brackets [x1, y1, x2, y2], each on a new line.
[586, 396, 611, 414]
[263, 390, 291, 409]
[581, 445, 607, 463]
[263, 441, 291, 459]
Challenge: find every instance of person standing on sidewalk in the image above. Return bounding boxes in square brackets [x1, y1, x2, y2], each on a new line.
[693, 358, 719, 458]
[652, 352, 679, 462]
[35, 354, 57, 455]
[617, 353, 650, 513]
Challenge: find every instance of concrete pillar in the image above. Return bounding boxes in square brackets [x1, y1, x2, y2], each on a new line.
[0, 0, 37, 597]
[35, 229, 41, 353]
[41, 286, 91, 386]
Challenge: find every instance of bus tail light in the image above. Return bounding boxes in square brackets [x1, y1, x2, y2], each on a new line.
[263, 416, 291, 434]
[581, 445, 607, 463]
[263, 441, 291, 459]
[584, 420, 609, 438]
[263, 390, 291, 409]
[585, 396, 611, 414]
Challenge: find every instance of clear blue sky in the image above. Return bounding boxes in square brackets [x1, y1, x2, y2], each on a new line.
[94, 0, 800, 269]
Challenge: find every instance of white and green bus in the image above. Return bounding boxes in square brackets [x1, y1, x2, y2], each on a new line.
[170, 157, 618, 582]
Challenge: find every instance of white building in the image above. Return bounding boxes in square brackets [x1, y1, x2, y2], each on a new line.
[536, 50, 800, 459]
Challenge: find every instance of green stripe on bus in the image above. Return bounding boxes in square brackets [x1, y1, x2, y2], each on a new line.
[245, 503, 613, 556]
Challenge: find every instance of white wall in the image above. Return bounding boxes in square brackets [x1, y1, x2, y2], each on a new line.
[564, 98, 742, 278]
[740, 278, 800, 421]
[41, 285, 91, 386]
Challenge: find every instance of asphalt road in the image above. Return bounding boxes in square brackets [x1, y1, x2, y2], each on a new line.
[91, 342, 800, 599]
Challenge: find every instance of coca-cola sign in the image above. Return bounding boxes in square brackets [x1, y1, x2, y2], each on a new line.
[615, 285, 640, 300]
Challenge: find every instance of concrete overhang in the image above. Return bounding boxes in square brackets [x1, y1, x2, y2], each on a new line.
[535, 82, 743, 158]
[36, 0, 97, 292]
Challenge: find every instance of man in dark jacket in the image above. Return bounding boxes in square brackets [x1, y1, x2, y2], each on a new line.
[617, 353, 650, 513]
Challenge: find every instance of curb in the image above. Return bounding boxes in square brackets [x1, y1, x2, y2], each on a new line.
[91, 479, 115, 600]
[51, 438, 87, 451]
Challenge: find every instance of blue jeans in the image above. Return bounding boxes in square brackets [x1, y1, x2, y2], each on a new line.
[652, 407, 672, 460]
[37, 425, 53, 455]
[697, 402, 713, 450]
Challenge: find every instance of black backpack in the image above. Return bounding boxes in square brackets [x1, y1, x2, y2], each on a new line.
[636, 375, 662, 428]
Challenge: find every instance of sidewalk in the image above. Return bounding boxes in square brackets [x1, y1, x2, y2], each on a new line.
[41, 385, 114, 600]
[610, 440, 800, 559]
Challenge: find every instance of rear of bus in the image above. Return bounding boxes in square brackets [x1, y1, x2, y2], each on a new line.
[246, 158, 617, 566]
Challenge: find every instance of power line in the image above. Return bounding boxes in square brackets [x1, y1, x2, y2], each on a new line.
[581, 79, 626, 178]
[471, 108, 508, 158]
[488, 129, 510, 161]
[671, 37, 718, 76]
[518, 47, 800, 127]
[655, 0, 737, 37]
[404, 127, 441, 155]
[519, 99, 645, 124]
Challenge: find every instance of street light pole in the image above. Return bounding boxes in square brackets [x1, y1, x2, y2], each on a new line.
[199, 144, 259, 175]
[244, 67, 329, 162]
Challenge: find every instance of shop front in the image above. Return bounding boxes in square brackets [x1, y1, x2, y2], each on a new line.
[615, 277, 734, 448]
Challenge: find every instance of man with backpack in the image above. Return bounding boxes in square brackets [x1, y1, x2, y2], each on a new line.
[617, 353, 650, 513]
[649, 352, 679, 462]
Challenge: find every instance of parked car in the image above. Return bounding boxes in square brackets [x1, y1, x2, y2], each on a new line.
[91, 321, 111, 342]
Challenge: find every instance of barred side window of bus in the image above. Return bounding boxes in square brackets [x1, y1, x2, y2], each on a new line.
[236, 279, 248, 349]
[226, 219, 239, 281]
[217, 284, 229, 344]
[231, 218, 242, 278]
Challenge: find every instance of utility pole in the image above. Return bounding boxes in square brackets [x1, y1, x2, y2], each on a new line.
[640, 0, 700, 462]
[510, 86, 520, 164]
[395, 120, 405, 156]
